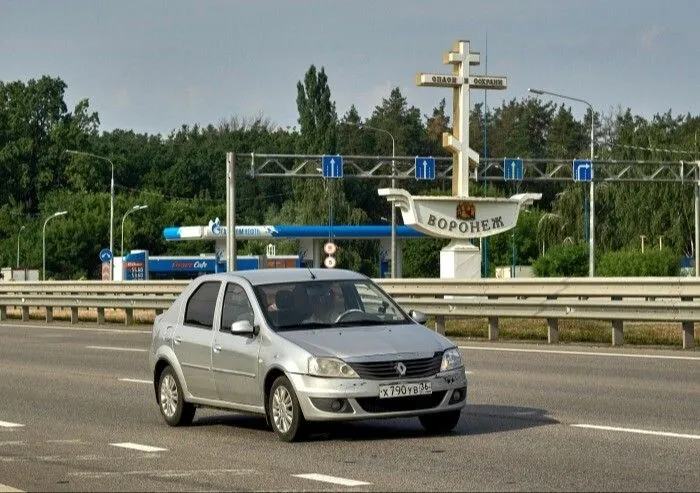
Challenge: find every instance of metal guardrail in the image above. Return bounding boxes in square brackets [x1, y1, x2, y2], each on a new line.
[0, 278, 697, 349]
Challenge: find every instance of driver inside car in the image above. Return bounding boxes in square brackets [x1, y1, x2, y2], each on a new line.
[303, 289, 337, 324]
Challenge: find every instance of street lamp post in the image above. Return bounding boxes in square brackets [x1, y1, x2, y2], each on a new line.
[359, 123, 398, 278]
[42, 211, 68, 281]
[528, 88, 595, 277]
[121, 204, 148, 257]
[65, 150, 115, 280]
[16, 225, 26, 268]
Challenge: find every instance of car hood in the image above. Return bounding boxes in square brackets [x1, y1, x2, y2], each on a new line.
[279, 323, 452, 360]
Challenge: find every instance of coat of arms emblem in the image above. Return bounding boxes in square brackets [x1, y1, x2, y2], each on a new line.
[456, 201, 476, 220]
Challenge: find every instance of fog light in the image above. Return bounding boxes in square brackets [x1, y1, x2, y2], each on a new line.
[331, 399, 343, 411]
[452, 390, 461, 401]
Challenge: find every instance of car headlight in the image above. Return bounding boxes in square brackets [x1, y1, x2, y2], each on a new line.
[440, 348, 463, 372]
[308, 357, 359, 378]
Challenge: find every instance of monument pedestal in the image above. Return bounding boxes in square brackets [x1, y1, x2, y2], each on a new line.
[440, 240, 481, 279]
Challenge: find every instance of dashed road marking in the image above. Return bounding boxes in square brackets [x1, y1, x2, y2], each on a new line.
[0, 441, 25, 446]
[0, 482, 24, 492]
[0, 421, 24, 429]
[110, 442, 167, 452]
[86, 346, 147, 352]
[118, 378, 151, 384]
[45, 439, 85, 444]
[293, 473, 372, 487]
[572, 424, 700, 440]
[68, 469, 255, 479]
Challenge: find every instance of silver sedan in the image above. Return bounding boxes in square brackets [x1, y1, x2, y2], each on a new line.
[149, 268, 467, 441]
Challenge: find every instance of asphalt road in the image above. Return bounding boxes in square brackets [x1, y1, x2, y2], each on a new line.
[0, 321, 698, 492]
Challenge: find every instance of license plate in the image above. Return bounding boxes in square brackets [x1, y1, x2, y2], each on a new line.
[378, 381, 432, 399]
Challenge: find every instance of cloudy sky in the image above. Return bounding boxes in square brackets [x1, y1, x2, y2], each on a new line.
[2, 0, 698, 136]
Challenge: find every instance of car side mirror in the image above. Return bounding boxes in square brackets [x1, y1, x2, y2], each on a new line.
[230, 320, 256, 335]
[409, 309, 427, 324]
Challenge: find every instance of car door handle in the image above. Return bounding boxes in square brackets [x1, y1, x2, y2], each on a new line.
[213, 344, 222, 353]
[173, 336, 182, 345]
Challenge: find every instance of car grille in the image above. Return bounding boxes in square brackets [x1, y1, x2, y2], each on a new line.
[356, 391, 447, 413]
[348, 352, 443, 380]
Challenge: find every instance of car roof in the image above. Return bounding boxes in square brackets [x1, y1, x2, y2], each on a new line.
[194, 268, 368, 286]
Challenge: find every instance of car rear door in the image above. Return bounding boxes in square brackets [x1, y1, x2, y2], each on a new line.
[172, 280, 221, 400]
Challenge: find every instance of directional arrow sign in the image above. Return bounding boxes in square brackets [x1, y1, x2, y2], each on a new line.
[99, 248, 113, 262]
[573, 159, 593, 182]
[504, 158, 523, 181]
[415, 156, 436, 180]
[322, 155, 343, 178]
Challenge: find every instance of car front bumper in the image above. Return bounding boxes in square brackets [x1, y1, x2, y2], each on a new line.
[287, 368, 468, 421]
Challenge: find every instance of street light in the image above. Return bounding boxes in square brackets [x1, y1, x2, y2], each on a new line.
[528, 88, 596, 277]
[121, 204, 148, 257]
[16, 225, 26, 268]
[42, 211, 68, 281]
[65, 149, 115, 280]
[358, 123, 398, 278]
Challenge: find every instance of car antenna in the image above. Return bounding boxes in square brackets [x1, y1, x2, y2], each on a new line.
[306, 266, 316, 279]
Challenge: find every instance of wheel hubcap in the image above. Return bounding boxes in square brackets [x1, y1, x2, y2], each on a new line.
[160, 374, 178, 418]
[272, 386, 293, 433]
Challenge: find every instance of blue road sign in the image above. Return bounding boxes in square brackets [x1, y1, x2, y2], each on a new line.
[573, 159, 593, 182]
[322, 155, 343, 178]
[415, 156, 436, 180]
[504, 158, 524, 180]
[99, 248, 113, 263]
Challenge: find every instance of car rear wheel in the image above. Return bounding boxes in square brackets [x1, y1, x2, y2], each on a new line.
[419, 409, 461, 434]
[269, 376, 306, 442]
[158, 366, 195, 426]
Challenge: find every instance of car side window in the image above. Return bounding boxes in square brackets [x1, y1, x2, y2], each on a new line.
[221, 282, 254, 332]
[184, 281, 221, 329]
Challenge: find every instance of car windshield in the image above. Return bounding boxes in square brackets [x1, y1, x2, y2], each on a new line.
[253, 279, 410, 331]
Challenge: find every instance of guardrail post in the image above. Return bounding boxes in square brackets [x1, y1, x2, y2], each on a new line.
[71, 307, 79, 324]
[434, 315, 445, 335]
[611, 296, 624, 346]
[97, 308, 105, 325]
[45, 307, 53, 323]
[21, 306, 30, 322]
[155, 309, 163, 316]
[487, 296, 499, 341]
[125, 308, 134, 325]
[546, 296, 559, 343]
[681, 296, 695, 349]
[0, 305, 6, 321]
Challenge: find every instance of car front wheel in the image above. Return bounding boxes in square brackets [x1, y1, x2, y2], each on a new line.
[419, 409, 461, 434]
[269, 376, 306, 442]
[158, 366, 195, 426]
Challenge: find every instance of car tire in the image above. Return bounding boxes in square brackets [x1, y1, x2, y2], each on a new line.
[269, 376, 306, 442]
[158, 366, 195, 426]
[419, 409, 461, 434]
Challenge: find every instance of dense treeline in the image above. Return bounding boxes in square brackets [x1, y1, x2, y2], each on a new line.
[1, 70, 699, 279]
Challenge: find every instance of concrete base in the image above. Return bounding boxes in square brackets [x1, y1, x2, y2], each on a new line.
[440, 240, 481, 279]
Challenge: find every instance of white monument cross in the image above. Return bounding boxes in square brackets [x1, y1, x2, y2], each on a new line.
[417, 39, 507, 197]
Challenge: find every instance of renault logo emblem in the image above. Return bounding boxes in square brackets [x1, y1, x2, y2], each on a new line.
[395, 362, 407, 377]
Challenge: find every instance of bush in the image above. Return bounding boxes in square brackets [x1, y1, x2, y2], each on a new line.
[532, 243, 589, 277]
[597, 249, 680, 276]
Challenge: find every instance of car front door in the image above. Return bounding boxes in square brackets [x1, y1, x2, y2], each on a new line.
[212, 282, 262, 407]
[172, 280, 221, 400]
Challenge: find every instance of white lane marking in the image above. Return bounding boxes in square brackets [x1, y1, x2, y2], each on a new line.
[118, 378, 151, 384]
[459, 345, 700, 361]
[86, 346, 147, 352]
[0, 483, 24, 492]
[572, 424, 700, 440]
[0, 421, 24, 428]
[0, 323, 150, 334]
[69, 469, 255, 479]
[45, 439, 85, 444]
[293, 473, 372, 487]
[110, 442, 168, 452]
[0, 441, 25, 446]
